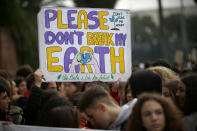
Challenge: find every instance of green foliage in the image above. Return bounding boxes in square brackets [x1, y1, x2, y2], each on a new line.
[132, 15, 158, 44]
[0, 0, 41, 69]
[186, 15, 197, 45]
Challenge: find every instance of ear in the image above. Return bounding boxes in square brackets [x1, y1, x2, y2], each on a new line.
[98, 103, 107, 112]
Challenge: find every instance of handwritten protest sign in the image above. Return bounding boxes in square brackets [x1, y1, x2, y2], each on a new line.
[38, 7, 132, 82]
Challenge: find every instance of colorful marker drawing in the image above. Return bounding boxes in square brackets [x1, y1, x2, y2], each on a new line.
[109, 15, 119, 30]
[69, 52, 101, 73]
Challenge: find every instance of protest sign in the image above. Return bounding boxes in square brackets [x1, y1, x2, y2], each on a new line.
[38, 7, 132, 82]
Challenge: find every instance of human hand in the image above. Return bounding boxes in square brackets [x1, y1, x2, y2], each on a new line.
[112, 78, 121, 92]
[34, 68, 44, 87]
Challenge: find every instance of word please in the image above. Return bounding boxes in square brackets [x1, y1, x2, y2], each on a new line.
[45, 9, 109, 29]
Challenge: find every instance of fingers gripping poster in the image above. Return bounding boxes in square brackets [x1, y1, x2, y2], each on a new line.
[38, 7, 132, 82]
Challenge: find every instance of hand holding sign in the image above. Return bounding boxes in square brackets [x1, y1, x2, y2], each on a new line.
[69, 52, 100, 73]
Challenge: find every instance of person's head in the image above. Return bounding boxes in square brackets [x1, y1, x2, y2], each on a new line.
[37, 96, 72, 125]
[181, 74, 197, 115]
[64, 82, 82, 98]
[41, 82, 57, 90]
[40, 89, 60, 110]
[56, 82, 63, 91]
[41, 96, 72, 112]
[175, 79, 187, 110]
[40, 105, 79, 128]
[147, 66, 180, 86]
[14, 77, 27, 95]
[163, 80, 180, 106]
[0, 76, 11, 113]
[129, 70, 162, 98]
[16, 64, 33, 78]
[79, 88, 120, 129]
[127, 93, 184, 131]
[69, 92, 83, 110]
[151, 59, 179, 73]
[81, 81, 110, 92]
[25, 73, 35, 91]
[124, 81, 133, 103]
[0, 70, 12, 97]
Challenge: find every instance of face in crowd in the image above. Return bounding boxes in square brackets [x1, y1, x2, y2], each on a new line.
[17, 80, 27, 95]
[47, 82, 57, 90]
[176, 81, 186, 108]
[84, 103, 113, 129]
[0, 91, 10, 113]
[141, 100, 165, 131]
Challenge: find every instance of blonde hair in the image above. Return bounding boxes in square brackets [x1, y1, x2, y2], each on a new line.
[147, 66, 180, 85]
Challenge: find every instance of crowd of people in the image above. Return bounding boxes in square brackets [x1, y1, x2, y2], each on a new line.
[0, 59, 197, 131]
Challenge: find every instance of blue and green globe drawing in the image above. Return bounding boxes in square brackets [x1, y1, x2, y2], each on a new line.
[77, 53, 92, 64]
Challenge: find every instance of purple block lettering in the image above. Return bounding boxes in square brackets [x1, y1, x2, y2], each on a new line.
[55, 32, 64, 44]
[67, 10, 78, 29]
[65, 32, 74, 45]
[88, 11, 99, 29]
[115, 33, 127, 46]
[45, 31, 55, 45]
[64, 47, 79, 73]
[94, 47, 109, 73]
[75, 31, 84, 45]
[45, 9, 57, 28]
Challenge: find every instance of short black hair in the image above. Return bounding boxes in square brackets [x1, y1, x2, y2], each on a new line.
[16, 65, 33, 78]
[0, 76, 9, 95]
[181, 74, 197, 115]
[129, 70, 162, 98]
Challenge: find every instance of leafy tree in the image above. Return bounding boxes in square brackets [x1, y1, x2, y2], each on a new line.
[163, 14, 197, 60]
[132, 15, 159, 45]
[131, 15, 160, 62]
[0, 0, 42, 69]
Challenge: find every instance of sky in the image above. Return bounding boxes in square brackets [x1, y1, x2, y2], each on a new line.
[114, 0, 196, 11]
[48, 0, 196, 11]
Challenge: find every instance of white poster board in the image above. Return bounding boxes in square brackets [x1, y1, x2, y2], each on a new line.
[38, 7, 132, 82]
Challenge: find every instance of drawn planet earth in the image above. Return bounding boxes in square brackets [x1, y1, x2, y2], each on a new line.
[77, 53, 92, 64]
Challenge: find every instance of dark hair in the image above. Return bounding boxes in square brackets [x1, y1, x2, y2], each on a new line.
[16, 65, 33, 78]
[129, 70, 162, 98]
[64, 82, 83, 94]
[0, 76, 9, 94]
[163, 80, 179, 105]
[181, 74, 197, 115]
[0, 70, 12, 97]
[0, 75, 11, 97]
[40, 89, 60, 110]
[69, 92, 83, 107]
[14, 77, 25, 87]
[37, 96, 72, 125]
[152, 59, 179, 73]
[123, 79, 132, 104]
[81, 81, 110, 92]
[41, 96, 72, 112]
[39, 106, 79, 128]
[79, 88, 115, 112]
[40, 82, 49, 90]
[127, 93, 184, 131]
[56, 82, 62, 91]
[25, 73, 35, 90]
